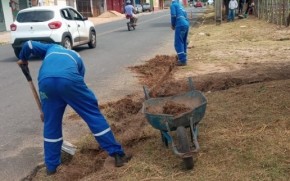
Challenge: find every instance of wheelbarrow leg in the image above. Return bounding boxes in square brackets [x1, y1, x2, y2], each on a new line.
[160, 131, 170, 147]
[190, 117, 200, 152]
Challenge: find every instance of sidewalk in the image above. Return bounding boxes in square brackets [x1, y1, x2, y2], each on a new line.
[0, 31, 11, 45]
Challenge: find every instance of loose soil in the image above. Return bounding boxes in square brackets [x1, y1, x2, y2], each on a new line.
[147, 101, 191, 116]
[25, 7, 290, 181]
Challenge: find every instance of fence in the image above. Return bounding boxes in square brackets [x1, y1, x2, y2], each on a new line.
[255, 0, 290, 26]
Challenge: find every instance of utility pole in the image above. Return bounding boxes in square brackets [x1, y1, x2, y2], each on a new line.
[215, 0, 222, 25]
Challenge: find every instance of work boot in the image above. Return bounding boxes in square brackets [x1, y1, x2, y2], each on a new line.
[176, 62, 187, 66]
[46, 169, 56, 176]
[114, 153, 132, 167]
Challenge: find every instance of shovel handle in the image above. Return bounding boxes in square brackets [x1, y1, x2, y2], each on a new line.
[19, 64, 44, 122]
[19, 64, 32, 81]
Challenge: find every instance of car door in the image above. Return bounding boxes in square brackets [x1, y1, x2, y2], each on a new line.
[68, 8, 89, 44]
[60, 8, 80, 46]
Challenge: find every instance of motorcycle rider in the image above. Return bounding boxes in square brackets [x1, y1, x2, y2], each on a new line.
[124, 0, 138, 26]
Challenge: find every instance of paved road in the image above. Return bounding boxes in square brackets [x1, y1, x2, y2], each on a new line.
[0, 7, 203, 180]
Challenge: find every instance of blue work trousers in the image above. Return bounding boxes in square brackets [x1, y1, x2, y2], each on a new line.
[228, 9, 236, 21]
[39, 77, 124, 172]
[174, 25, 189, 63]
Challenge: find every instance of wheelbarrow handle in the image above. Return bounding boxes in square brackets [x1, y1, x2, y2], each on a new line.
[188, 77, 195, 91]
[143, 85, 150, 100]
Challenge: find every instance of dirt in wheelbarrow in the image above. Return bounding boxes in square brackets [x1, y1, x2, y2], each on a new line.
[28, 10, 290, 181]
[147, 101, 192, 116]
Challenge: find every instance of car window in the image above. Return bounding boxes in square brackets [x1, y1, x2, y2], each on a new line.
[16, 10, 54, 22]
[61, 9, 72, 20]
[69, 9, 83, 21]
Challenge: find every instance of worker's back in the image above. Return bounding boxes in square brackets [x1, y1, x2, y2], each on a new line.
[38, 45, 85, 83]
[125, 4, 134, 16]
[170, 1, 189, 27]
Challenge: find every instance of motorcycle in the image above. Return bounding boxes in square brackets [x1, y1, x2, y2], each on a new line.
[126, 15, 136, 31]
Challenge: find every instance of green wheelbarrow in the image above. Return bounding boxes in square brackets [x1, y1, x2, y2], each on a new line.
[142, 77, 207, 169]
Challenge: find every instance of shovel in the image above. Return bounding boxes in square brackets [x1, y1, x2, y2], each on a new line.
[19, 63, 76, 156]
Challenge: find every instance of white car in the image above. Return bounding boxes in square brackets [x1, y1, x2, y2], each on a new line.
[10, 6, 96, 58]
[208, 0, 214, 5]
[135, 4, 143, 14]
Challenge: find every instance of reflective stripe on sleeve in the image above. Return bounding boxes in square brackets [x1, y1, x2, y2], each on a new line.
[177, 51, 185, 54]
[177, 16, 185, 19]
[44, 137, 63, 142]
[28, 40, 33, 49]
[93, 128, 111, 137]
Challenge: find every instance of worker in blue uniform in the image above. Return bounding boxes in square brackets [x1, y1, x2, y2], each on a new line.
[170, 0, 190, 66]
[17, 40, 131, 175]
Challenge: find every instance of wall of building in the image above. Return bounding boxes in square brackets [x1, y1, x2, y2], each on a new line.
[2, 0, 15, 31]
[0, 0, 78, 32]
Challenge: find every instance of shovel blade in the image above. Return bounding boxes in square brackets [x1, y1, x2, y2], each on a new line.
[62, 141, 77, 155]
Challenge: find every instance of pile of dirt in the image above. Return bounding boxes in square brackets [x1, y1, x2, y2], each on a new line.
[29, 51, 290, 181]
[97, 11, 124, 18]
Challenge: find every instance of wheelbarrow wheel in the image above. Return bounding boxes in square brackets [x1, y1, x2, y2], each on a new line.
[177, 126, 194, 170]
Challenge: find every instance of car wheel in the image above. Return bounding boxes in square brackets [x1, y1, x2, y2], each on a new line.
[62, 37, 72, 50]
[13, 48, 21, 59]
[88, 30, 96, 48]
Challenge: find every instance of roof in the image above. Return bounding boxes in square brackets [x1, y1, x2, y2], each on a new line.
[19, 6, 75, 12]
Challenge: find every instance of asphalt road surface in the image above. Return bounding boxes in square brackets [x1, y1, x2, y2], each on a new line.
[0, 7, 204, 180]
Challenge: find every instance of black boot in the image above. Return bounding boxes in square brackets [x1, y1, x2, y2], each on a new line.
[114, 154, 132, 167]
[46, 169, 56, 175]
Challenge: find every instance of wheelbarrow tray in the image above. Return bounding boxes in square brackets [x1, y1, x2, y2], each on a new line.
[142, 90, 207, 132]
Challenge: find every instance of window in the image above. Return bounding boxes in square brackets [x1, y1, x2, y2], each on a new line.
[17, 10, 54, 22]
[69, 9, 83, 21]
[61, 9, 72, 20]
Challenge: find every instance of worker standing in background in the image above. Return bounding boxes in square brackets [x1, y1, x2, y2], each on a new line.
[170, 0, 190, 66]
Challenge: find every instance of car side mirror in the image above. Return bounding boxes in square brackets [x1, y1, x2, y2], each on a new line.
[82, 17, 88, 21]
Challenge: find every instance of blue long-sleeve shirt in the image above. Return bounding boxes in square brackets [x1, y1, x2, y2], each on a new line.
[170, 1, 189, 28]
[19, 40, 85, 83]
